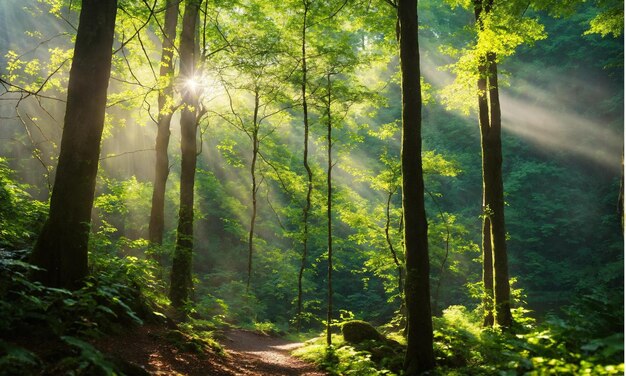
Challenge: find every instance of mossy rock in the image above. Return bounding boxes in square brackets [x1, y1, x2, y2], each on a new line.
[342, 320, 383, 344]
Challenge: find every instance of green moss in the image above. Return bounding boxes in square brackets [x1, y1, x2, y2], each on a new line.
[342, 320, 383, 344]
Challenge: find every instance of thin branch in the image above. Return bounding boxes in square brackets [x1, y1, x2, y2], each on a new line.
[265, 186, 286, 231]
[428, 187, 452, 312]
[113, 0, 158, 54]
[382, 0, 397, 8]
[99, 148, 154, 160]
[257, 150, 296, 199]
[15, 107, 52, 193]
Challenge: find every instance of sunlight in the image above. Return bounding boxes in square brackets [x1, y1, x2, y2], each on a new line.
[420, 53, 623, 170]
[182, 73, 225, 102]
[185, 77, 201, 93]
[501, 95, 622, 169]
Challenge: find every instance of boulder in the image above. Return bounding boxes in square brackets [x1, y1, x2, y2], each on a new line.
[341, 320, 382, 344]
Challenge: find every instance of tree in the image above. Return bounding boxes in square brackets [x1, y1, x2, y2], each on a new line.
[325, 73, 334, 346]
[440, 0, 546, 329]
[29, 0, 118, 289]
[296, 0, 314, 331]
[397, 0, 435, 372]
[148, 0, 180, 250]
[474, 0, 512, 328]
[170, 0, 202, 309]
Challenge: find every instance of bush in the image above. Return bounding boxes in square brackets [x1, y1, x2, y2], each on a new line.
[0, 248, 166, 375]
[0, 159, 47, 248]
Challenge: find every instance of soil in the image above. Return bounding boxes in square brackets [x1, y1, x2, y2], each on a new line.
[93, 325, 327, 376]
[220, 329, 326, 376]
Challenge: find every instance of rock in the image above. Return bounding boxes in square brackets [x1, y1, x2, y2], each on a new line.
[341, 320, 383, 344]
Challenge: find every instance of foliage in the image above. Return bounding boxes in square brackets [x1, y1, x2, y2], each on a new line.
[293, 334, 400, 376]
[0, 247, 166, 374]
[295, 295, 623, 375]
[0, 1, 622, 374]
[432, 304, 624, 375]
[0, 158, 47, 248]
[161, 327, 224, 356]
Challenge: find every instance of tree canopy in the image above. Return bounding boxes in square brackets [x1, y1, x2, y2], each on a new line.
[0, 0, 622, 374]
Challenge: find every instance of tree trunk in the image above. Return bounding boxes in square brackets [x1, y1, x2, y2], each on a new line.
[170, 0, 201, 309]
[398, 0, 435, 373]
[247, 90, 260, 291]
[476, 52, 495, 327]
[326, 73, 333, 347]
[474, 0, 513, 329]
[482, 213, 494, 326]
[296, 0, 312, 332]
[485, 52, 512, 328]
[149, 0, 180, 251]
[30, 0, 117, 289]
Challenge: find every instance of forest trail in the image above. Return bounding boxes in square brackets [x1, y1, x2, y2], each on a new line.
[93, 325, 326, 376]
[219, 329, 326, 376]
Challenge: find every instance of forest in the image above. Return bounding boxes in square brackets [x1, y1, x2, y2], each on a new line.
[0, 0, 623, 375]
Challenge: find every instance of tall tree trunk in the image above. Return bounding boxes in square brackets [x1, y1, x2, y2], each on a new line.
[482, 213, 494, 326]
[149, 0, 180, 251]
[474, 0, 512, 329]
[30, 0, 117, 289]
[485, 52, 512, 328]
[325, 73, 333, 347]
[170, 0, 201, 309]
[398, 0, 435, 373]
[476, 51, 495, 327]
[296, 0, 312, 332]
[247, 89, 260, 291]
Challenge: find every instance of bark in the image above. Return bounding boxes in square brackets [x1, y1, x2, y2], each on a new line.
[246, 90, 260, 291]
[485, 52, 512, 328]
[170, 0, 201, 309]
[30, 0, 117, 289]
[326, 73, 333, 346]
[474, 0, 513, 329]
[477, 53, 495, 327]
[398, 0, 435, 373]
[296, 0, 312, 332]
[482, 214, 494, 326]
[149, 0, 180, 250]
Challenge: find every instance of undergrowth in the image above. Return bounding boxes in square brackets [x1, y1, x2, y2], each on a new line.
[294, 299, 624, 376]
[0, 246, 168, 375]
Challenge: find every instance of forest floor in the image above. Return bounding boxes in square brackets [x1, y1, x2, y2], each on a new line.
[94, 325, 327, 376]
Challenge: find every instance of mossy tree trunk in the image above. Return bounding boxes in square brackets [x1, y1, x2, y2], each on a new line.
[476, 49, 495, 327]
[30, 0, 117, 289]
[398, 0, 435, 373]
[474, 0, 513, 329]
[485, 51, 512, 328]
[149, 0, 180, 252]
[170, 0, 201, 309]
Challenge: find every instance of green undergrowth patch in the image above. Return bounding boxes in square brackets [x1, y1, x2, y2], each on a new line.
[293, 331, 403, 375]
[175, 319, 225, 356]
[433, 304, 624, 375]
[0, 248, 168, 375]
[294, 300, 624, 376]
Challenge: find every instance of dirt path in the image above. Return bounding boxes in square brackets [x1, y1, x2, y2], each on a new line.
[219, 329, 327, 376]
[91, 325, 326, 376]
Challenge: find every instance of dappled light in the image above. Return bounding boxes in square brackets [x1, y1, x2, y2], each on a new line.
[0, 0, 622, 375]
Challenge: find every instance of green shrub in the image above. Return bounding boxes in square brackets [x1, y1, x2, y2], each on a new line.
[0, 159, 47, 248]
